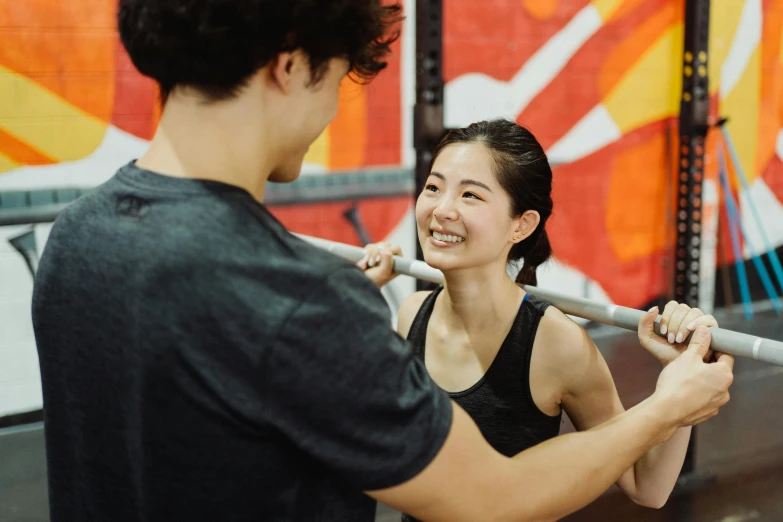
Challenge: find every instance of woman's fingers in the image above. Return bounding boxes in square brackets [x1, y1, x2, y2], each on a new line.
[658, 300, 679, 337]
[358, 242, 404, 287]
[377, 248, 395, 274]
[687, 314, 719, 331]
[659, 302, 718, 346]
[666, 303, 693, 344]
[363, 245, 382, 268]
[356, 256, 368, 270]
[672, 307, 702, 344]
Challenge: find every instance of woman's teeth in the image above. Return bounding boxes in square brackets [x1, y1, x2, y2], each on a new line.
[432, 231, 464, 243]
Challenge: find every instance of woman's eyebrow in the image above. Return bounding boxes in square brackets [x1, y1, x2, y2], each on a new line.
[430, 171, 493, 192]
[460, 179, 492, 192]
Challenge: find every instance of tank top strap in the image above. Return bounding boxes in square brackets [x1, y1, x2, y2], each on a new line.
[524, 293, 552, 315]
[405, 286, 442, 358]
[489, 293, 553, 387]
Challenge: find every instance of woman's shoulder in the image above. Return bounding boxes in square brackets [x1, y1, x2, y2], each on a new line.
[534, 304, 596, 375]
[396, 290, 434, 338]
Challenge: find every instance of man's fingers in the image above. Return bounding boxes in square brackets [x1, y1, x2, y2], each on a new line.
[368, 243, 403, 268]
[378, 250, 394, 272]
[685, 325, 712, 359]
[363, 245, 380, 267]
[638, 306, 658, 339]
[715, 351, 735, 371]
[356, 254, 369, 270]
[687, 314, 718, 331]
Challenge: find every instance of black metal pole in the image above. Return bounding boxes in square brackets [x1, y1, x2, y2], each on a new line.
[676, 0, 711, 479]
[675, 0, 711, 306]
[413, 0, 446, 290]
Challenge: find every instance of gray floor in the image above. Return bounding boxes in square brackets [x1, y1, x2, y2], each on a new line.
[2, 309, 782, 521]
[0, 424, 48, 522]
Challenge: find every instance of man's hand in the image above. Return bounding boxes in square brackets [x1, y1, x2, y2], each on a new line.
[638, 302, 718, 366]
[652, 326, 734, 427]
[357, 242, 402, 288]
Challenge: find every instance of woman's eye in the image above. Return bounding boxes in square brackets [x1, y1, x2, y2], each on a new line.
[463, 192, 480, 200]
[425, 184, 439, 193]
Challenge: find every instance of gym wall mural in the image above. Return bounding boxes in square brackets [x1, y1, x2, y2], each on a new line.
[437, 0, 783, 310]
[1, 0, 783, 418]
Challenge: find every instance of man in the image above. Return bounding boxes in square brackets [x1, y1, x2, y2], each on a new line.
[32, 1, 734, 521]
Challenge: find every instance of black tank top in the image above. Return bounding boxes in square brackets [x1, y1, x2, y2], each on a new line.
[407, 286, 562, 454]
[401, 287, 563, 522]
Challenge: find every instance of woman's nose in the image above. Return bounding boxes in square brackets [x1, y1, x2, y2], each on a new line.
[433, 198, 459, 221]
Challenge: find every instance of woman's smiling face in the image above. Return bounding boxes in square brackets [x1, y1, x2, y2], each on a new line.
[415, 142, 520, 272]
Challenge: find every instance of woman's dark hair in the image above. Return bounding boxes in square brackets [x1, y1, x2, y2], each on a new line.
[118, 0, 403, 102]
[430, 119, 554, 286]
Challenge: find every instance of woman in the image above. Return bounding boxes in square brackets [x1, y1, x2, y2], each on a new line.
[360, 119, 718, 516]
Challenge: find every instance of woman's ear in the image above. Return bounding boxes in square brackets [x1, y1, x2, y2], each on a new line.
[511, 210, 541, 243]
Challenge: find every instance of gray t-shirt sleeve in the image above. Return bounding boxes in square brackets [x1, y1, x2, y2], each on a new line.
[262, 267, 453, 491]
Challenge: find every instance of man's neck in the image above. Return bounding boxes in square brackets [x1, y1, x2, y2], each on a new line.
[136, 88, 275, 203]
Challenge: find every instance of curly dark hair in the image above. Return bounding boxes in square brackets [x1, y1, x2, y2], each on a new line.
[118, 0, 403, 102]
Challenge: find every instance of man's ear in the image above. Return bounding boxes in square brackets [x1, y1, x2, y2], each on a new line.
[511, 210, 541, 243]
[268, 52, 297, 94]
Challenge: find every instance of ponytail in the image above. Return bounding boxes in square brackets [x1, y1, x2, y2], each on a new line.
[514, 229, 552, 287]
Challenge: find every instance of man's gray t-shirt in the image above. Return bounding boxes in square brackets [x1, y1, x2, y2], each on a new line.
[32, 162, 453, 522]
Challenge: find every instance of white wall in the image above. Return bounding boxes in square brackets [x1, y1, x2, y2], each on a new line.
[0, 129, 144, 418]
[0, 225, 50, 416]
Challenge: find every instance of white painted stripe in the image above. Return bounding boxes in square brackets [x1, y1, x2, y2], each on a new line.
[444, 5, 603, 127]
[0, 126, 148, 191]
[775, 128, 783, 160]
[400, 0, 416, 168]
[444, 74, 509, 128]
[720, 0, 761, 99]
[506, 5, 603, 115]
[739, 178, 783, 258]
[699, 179, 720, 314]
[752, 337, 763, 360]
[546, 104, 622, 164]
